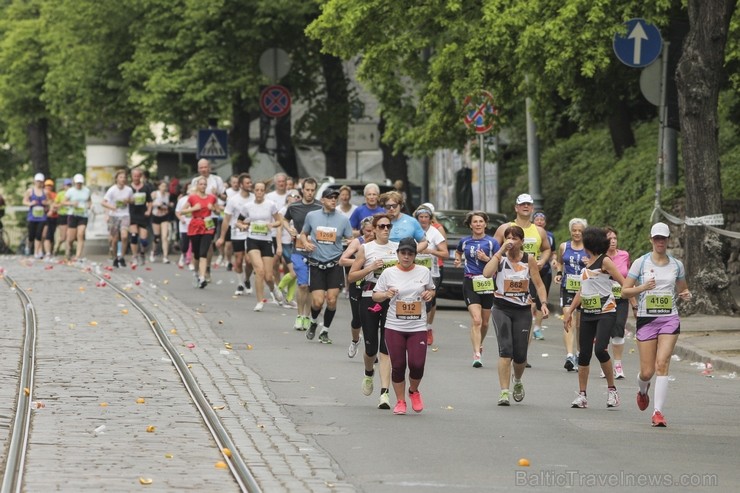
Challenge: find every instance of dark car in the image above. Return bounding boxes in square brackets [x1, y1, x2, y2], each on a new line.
[434, 209, 508, 299]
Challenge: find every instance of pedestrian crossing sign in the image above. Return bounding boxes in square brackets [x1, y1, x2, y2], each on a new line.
[197, 129, 228, 159]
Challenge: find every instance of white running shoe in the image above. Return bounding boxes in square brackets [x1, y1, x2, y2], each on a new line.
[163, 257, 170, 264]
[614, 362, 625, 379]
[235, 285, 246, 296]
[571, 392, 588, 409]
[149, 251, 156, 263]
[253, 301, 264, 312]
[188, 263, 195, 271]
[607, 389, 620, 408]
[272, 287, 284, 305]
[348, 339, 361, 358]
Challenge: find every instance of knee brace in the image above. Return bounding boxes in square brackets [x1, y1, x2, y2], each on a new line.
[611, 336, 625, 345]
[140, 237, 149, 249]
[130, 233, 138, 245]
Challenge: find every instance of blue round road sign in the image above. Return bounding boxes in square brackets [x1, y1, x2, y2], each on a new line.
[613, 18, 663, 68]
[260, 85, 292, 118]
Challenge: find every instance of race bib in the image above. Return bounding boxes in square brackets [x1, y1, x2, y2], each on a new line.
[133, 192, 146, 206]
[414, 254, 433, 269]
[73, 206, 86, 215]
[316, 226, 337, 244]
[250, 221, 270, 236]
[581, 294, 602, 314]
[115, 200, 125, 209]
[204, 217, 215, 230]
[31, 206, 45, 218]
[565, 274, 581, 292]
[472, 275, 494, 294]
[396, 299, 422, 320]
[645, 291, 673, 315]
[611, 282, 622, 299]
[373, 256, 398, 276]
[522, 237, 537, 255]
[503, 278, 529, 297]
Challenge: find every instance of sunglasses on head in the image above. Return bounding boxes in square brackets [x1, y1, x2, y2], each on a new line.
[377, 223, 392, 230]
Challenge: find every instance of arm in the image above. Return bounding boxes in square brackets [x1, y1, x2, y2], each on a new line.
[537, 226, 551, 268]
[676, 279, 692, 301]
[340, 238, 361, 267]
[426, 239, 448, 260]
[215, 212, 232, 247]
[528, 254, 550, 318]
[22, 189, 33, 207]
[554, 243, 566, 284]
[493, 223, 506, 247]
[482, 241, 509, 278]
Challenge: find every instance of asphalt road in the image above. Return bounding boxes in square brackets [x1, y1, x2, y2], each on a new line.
[111, 259, 740, 492]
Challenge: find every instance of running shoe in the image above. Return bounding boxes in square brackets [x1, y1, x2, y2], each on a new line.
[253, 301, 264, 312]
[284, 300, 298, 309]
[163, 257, 170, 264]
[113, 257, 120, 268]
[302, 316, 311, 331]
[427, 328, 434, 346]
[571, 392, 588, 409]
[178, 255, 185, 268]
[216, 255, 223, 266]
[272, 287, 284, 305]
[119, 256, 126, 267]
[512, 381, 525, 402]
[378, 392, 391, 409]
[226, 262, 232, 271]
[497, 390, 510, 406]
[306, 322, 317, 340]
[614, 362, 625, 379]
[245, 279, 252, 294]
[198, 278, 207, 289]
[564, 355, 578, 372]
[409, 390, 424, 413]
[235, 285, 245, 296]
[599, 369, 606, 378]
[149, 251, 156, 263]
[362, 376, 374, 396]
[188, 262, 195, 271]
[533, 328, 544, 340]
[318, 330, 332, 344]
[472, 352, 482, 368]
[636, 383, 651, 411]
[607, 388, 620, 408]
[393, 400, 407, 415]
[651, 410, 667, 427]
[131, 256, 138, 267]
[348, 339, 361, 358]
[294, 316, 304, 331]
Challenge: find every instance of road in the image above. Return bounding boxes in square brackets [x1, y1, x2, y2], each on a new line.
[132, 259, 739, 492]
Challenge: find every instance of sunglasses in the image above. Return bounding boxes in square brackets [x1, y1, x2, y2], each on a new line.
[288, 194, 300, 198]
[377, 223, 393, 230]
[385, 203, 400, 209]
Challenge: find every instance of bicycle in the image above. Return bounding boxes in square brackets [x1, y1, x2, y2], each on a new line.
[0, 220, 14, 254]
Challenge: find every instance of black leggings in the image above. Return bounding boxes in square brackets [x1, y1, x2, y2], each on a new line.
[189, 234, 213, 260]
[180, 233, 190, 254]
[491, 302, 532, 364]
[28, 221, 45, 241]
[360, 297, 389, 357]
[578, 312, 617, 367]
[349, 282, 362, 330]
[612, 299, 629, 338]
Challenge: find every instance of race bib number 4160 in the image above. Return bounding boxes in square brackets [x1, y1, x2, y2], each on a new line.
[645, 292, 673, 315]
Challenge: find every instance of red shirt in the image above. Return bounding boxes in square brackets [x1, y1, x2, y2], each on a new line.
[187, 194, 217, 236]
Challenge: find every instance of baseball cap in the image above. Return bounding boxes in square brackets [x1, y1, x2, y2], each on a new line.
[321, 188, 340, 199]
[414, 207, 433, 218]
[63, 178, 73, 186]
[397, 237, 417, 253]
[34, 172, 45, 182]
[516, 193, 533, 205]
[421, 202, 435, 214]
[44, 179, 54, 187]
[650, 222, 671, 238]
[73, 173, 85, 184]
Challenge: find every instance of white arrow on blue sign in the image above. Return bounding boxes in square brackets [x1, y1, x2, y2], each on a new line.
[613, 18, 663, 68]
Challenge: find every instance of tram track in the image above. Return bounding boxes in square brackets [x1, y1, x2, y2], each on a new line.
[0, 262, 261, 492]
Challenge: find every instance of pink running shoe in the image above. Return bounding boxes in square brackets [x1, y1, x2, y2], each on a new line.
[636, 382, 651, 411]
[651, 410, 667, 427]
[409, 390, 424, 413]
[393, 400, 407, 415]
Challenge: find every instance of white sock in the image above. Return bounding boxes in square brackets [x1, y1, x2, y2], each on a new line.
[653, 375, 669, 413]
[637, 373, 651, 395]
[234, 272, 244, 286]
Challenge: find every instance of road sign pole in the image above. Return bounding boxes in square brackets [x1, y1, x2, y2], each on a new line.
[479, 134, 486, 212]
[654, 41, 669, 217]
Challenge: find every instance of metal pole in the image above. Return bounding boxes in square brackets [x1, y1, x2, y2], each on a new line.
[654, 41, 669, 221]
[491, 134, 499, 213]
[479, 133, 486, 212]
[660, 42, 676, 187]
[525, 94, 543, 211]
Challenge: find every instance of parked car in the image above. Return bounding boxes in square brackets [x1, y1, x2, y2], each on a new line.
[434, 209, 508, 299]
[316, 177, 394, 206]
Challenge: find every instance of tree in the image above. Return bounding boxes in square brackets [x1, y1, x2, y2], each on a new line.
[675, 0, 738, 314]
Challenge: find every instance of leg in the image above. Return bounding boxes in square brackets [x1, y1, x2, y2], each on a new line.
[76, 224, 87, 259]
[248, 250, 266, 301]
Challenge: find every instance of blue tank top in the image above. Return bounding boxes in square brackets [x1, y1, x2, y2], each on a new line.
[561, 241, 587, 287]
[457, 235, 500, 276]
[27, 188, 47, 222]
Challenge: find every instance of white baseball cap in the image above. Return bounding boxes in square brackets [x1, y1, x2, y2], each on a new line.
[516, 193, 533, 205]
[73, 173, 85, 184]
[421, 202, 435, 214]
[34, 172, 45, 182]
[650, 222, 671, 238]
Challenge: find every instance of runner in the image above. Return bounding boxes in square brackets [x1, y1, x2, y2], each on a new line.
[454, 211, 500, 368]
[42, 179, 58, 259]
[55, 178, 73, 258]
[101, 170, 133, 268]
[373, 237, 436, 415]
[337, 185, 358, 219]
[22, 173, 49, 259]
[174, 184, 194, 270]
[282, 178, 322, 331]
[181, 176, 219, 288]
[276, 189, 303, 308]
[299, 187, 354, 344]
[150, 180, 172, 263]
[216, 173, 255, 296]
[413, 205, 448, 346]
[63, 174, 92, 261]
[190, 159, 226, 281]
[266, 173, 289, 287]
[380, 191, 427, 249]
[128, 168, 153, 266]
[482, 225, 550, 405]
[623, 222, 691, 427]
[237, 181, 283, 311]
[563, 227, 627, 410]
[339, 216, 375, 359]
[554, 218, 588, 372]
[349, 183, 383, 236]
[348, 214, 398, 409]
[223, 174, 241, 270]
[603, 226, 634, 379]
[532, 211, 555, 340]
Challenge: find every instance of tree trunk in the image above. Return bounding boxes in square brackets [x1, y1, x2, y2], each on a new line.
[230, 93, 252, 174]
[607, 101, 635, 158]
[27, 118, 49, 177]
[675, 0, 738, 315]
[378, 115, 410, 206]
[320, 54, 348, 178]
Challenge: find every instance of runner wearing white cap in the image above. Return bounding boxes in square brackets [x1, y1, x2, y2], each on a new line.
[63, 173, 92, 261]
